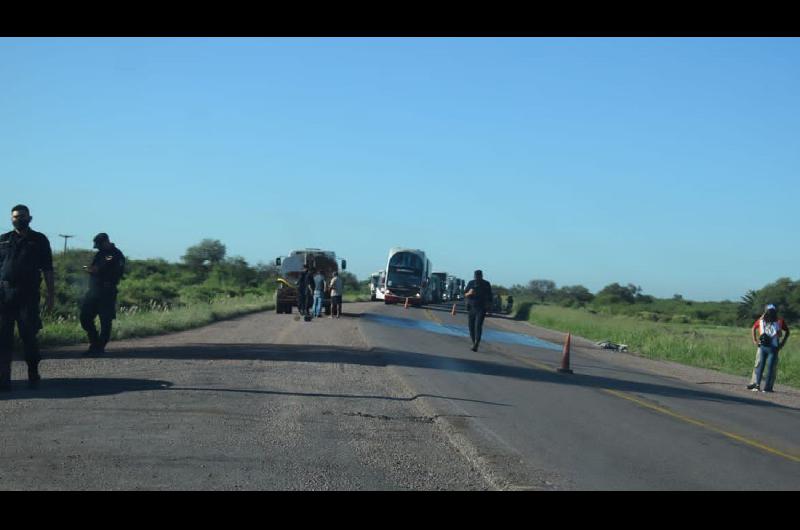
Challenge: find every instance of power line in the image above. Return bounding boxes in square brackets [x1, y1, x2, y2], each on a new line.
[58, 234, 75, 253]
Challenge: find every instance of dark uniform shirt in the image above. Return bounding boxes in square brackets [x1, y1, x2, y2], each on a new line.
[296, 271, 313, 293]
[88, 244, 125, 293]
[0, 229, 53, 295]
[465, 278, 493, 311]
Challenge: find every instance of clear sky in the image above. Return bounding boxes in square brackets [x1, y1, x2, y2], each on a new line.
[2, 37, 798, 301]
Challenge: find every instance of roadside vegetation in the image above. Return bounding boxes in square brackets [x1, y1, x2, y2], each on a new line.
[37, 239, 363, 348]
[502, 279, 800, 389]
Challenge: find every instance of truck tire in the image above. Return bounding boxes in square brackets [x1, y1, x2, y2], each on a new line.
[276, 304, 284, 314]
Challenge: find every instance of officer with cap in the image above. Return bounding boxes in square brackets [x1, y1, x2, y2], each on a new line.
[80, 233, 125, 355]
[0, 204, 55, 391]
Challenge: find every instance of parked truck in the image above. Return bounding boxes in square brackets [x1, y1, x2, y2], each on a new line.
[274, 249, 346, 314]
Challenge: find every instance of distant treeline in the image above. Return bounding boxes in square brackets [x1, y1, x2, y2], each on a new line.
[507, 278, 800, 327]
[48, 239, 361, 319]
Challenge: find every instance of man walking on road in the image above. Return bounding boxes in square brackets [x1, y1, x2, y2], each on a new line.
[747, 304, 790, 393]
[465, 270, 492, 352]
[0, 204, 55, 391]
[80, 233, 125, 355]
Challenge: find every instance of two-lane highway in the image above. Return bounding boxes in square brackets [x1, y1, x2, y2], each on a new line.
[360, 301, 800, 490]
[1, 300, 797, 490]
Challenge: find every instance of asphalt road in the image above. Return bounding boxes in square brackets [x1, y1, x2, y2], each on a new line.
[1, 301, 798, 490]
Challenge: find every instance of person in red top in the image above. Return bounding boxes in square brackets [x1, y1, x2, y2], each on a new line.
[747, 304, 790, 393]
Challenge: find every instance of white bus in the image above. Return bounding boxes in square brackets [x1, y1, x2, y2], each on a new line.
[382, 247, 432, 306]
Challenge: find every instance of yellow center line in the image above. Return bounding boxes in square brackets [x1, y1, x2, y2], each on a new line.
[425, 309, 443, 325]
[422, 306, 800, 463]
[601, 389, 800, 463]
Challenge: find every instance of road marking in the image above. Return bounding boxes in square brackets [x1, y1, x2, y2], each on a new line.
[508, 352, 800, 463]
[418, 309, 800, 463]
[421, 307, 800, 464]
[601, 389, 800, 463]
[425, 309, 442, 325]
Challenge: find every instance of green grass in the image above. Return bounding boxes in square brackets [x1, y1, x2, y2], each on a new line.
[514, 300, 799, 389]
[343, 292, 372, 303]
[38, 294, 275, 348]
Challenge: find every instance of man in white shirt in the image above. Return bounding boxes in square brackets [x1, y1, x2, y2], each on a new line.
[329, 271, 343, 319]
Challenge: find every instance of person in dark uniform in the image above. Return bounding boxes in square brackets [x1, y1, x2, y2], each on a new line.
[296, 264, 314, 317]
[0, 204, 55, 391]
[80, 233, 125, 355]
[464, 269, 492, 352]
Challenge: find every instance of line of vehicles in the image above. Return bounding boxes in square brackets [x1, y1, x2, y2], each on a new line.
[272, 247, 466, 314]
[369, 247, 465, 307]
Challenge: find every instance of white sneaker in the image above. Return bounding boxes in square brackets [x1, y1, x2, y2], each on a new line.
[750, 387, 761, 392]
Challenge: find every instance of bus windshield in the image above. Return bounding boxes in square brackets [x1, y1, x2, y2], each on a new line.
[387, 252, 423, 288]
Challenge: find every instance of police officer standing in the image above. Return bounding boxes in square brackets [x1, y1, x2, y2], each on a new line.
[464, 270, 492, 352]
[296, 263, 313, 317]
[0, 205, 55, 391]
[81, 233, 125, 355]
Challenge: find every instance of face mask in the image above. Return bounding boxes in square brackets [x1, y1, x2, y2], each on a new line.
[12, 219, 30, 230]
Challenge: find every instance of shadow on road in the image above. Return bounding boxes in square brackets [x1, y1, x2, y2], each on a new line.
[0, 378, 173, 401]
[45, 343, 799, 411]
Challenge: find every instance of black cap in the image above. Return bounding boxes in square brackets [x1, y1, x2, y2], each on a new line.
[93, 233, 109, 243]
[474, 270, 483, 278]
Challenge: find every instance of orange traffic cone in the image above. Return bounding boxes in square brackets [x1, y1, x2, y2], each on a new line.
[451, 303, 457, 316]
[557, 333, 574, 374]
[404, 297, 409, 309]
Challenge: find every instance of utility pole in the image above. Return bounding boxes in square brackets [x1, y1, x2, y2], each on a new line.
[58, 234, 74, 254]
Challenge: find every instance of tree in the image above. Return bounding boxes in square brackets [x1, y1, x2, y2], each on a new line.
[182, 239, 226, 271]
[595, 283, 637, 304]
[339, 271, 361, 292]
[528, 279, 557, 302]
[557, 285, 595, 306]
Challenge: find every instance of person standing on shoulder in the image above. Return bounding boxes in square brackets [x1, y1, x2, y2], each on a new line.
[464, 270, 492, 352]
[80, 233, 125, 356]
[747, 304, 790, 393]
[329, 270, 343, 319]
[312, 269, 326, 318]
[0, 204, 55, 391]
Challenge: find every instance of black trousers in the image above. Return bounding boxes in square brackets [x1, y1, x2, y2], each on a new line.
[468, 307, 486, 346]
[297, 293, 309, 315]
[332, 295, 342, 316]
[0, 292, 42, 378]
[80, 290, 116, 347]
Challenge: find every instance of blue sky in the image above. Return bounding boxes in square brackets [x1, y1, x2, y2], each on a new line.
[1, 37, 798, 301]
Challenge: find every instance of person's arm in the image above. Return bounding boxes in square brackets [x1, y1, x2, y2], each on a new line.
[41, 237, 55, 312]
[43, 271, 55, 312]
[752, 319, 760, 346]
[779, 322, 790, 350]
